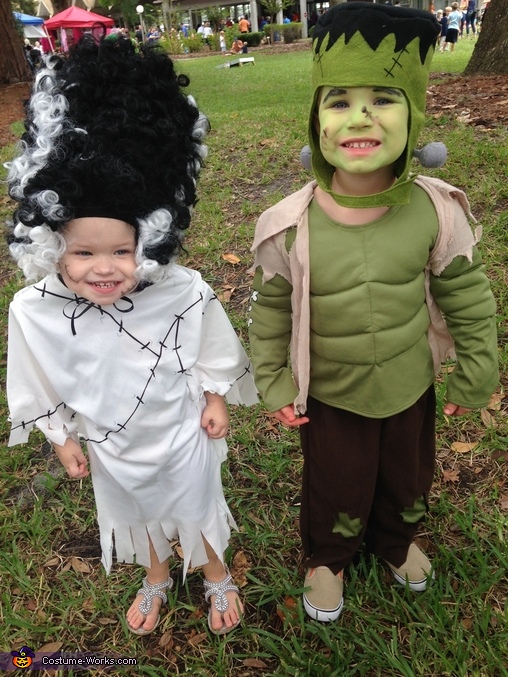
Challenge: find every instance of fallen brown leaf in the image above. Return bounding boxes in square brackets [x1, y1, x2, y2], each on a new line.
[443, 468, 460, 483]
[492, 449, 508, 461]
[217, 288, 235, 302]
[38, 642, 63, 653]
[480, 408, 496, 428]
[276, 596, 299, 622]
[158, 631, 174, 648]
[187, 631, 207, 646]
[222, 253, 241, 265]
[243, 658, 269, 668]
[451, 441, 477, 454]
[70, 557, 92, 573]
[230, 550, 250, 588]
[488, 392, 503, 410]
[461, 618, 473, 630]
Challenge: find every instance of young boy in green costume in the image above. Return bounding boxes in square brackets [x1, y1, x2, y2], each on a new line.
[248, 2, 498, 622]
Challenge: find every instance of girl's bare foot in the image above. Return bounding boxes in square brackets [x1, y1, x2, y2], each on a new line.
[203, 565, 243, 633]
[126, 576, 172, 635]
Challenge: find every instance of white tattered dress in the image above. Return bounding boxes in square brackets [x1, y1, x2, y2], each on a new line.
[8, 266, 258, 575]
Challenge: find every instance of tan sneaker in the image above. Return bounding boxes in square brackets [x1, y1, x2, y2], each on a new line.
[303, 566, 344, 622]
[386, 543, 434, 592]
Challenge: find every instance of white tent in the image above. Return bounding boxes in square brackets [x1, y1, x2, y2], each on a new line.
[13, 11, 47, 39]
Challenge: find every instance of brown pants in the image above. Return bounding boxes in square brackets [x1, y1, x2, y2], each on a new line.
[299, 387, 436, 574]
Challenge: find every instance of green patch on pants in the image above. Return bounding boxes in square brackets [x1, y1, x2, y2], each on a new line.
[400, 495, 427, 524]
[332, 512, 363, 538]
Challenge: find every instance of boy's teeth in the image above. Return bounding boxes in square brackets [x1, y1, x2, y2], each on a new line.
[346, 141, 377, 148]
[94, 282, 116, 288]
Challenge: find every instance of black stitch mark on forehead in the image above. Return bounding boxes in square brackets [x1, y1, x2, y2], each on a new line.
[384, 46, 409, 78]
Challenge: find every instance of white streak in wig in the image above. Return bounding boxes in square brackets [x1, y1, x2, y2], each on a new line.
[7, 59, 69, 214]
[9, 223, 66, 282]
[35, 189, 69, 221]
[187, 94, 209, 159]
[135, 208, 181, 283]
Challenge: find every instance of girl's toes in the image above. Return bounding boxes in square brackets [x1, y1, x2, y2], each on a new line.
[209, 591, 242, 631]
[210, 606, 225, 631]
[126, 593, 160, 632]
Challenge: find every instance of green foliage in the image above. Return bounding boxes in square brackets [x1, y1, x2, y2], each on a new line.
[204, 5, 228, 32]
[96, 0, 144, 30]
[159, 32, 183, 55]
[11, 0, 36, 14]
[238, 31, 265, 47]
[260, 0, 293, 24]
[182, 32, 205, 54]
[265, 23, 302, 43]
[281, 22, 302, 43]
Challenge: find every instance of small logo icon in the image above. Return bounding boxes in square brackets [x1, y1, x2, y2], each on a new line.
[11, 645, 35, 669]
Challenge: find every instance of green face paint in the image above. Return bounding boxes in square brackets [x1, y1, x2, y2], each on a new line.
[317, 85, 409, 193]
[309, 2, 440, 208]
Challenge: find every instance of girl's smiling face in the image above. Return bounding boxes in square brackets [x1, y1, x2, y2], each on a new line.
[59, 217, 138, 305]
[316, 86, 409, 180]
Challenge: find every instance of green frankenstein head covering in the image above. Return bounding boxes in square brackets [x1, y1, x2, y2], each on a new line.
[310, 2, 440, 208]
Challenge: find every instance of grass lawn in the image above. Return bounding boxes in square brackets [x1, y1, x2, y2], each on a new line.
[0, 37, 507, 676]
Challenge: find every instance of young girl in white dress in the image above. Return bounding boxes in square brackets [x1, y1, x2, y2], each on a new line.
[6, 33, 257, 636]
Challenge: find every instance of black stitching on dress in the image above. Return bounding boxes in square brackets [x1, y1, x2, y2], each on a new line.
[13, 286, 247, 445]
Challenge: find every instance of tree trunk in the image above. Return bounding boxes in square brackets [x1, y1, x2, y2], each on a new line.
[0, 0, 32, 84]
[464, 0, 508, 75]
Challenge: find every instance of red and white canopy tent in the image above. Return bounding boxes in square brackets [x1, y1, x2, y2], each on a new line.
[44, 6, 115, 51]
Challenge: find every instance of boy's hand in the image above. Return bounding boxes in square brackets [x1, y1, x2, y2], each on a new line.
[443, 402, 473, 417]
[52, 438, 89, 478]
[272, 405, 309, 428]
[202, 392, 229, 439]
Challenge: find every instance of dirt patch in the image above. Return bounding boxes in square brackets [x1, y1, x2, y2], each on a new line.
[0, 81, 30, 147]
[427, 73, 508, 128]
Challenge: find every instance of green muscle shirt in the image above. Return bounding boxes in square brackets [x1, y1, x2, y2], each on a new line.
[249, 184, 498, 417]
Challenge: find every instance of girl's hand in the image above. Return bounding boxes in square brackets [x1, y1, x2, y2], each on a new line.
[52, 438, 89, 478]
[202, 392, 229, 439]
[443, 402, 473, 417]
[272, 405, 309, 428]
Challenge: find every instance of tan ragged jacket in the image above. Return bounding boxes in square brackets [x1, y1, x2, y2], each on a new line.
[250, 176, 481, 414]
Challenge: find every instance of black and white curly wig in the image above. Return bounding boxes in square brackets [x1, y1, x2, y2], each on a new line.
[6, 33, 209, 284]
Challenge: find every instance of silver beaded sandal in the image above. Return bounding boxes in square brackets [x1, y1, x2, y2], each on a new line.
[127, 576, 173, 636]
[203, 568, 241, 635]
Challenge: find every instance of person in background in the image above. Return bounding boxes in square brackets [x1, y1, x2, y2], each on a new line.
[231, 36, 244, 54]
[238, 15, 250, 33]
[465, 0, 477, 36]
[219, 30, 227, 54]
[445, 2, 462, 52]
[439, 6, 451, 51]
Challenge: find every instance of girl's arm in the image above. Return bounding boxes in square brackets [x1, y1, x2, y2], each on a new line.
[201, 392, 229, 439]
[52, 438, 89, 478]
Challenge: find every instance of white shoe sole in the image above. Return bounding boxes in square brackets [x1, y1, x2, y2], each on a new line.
[390, 569, 435, 592]
[303, 593, 344, 622]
